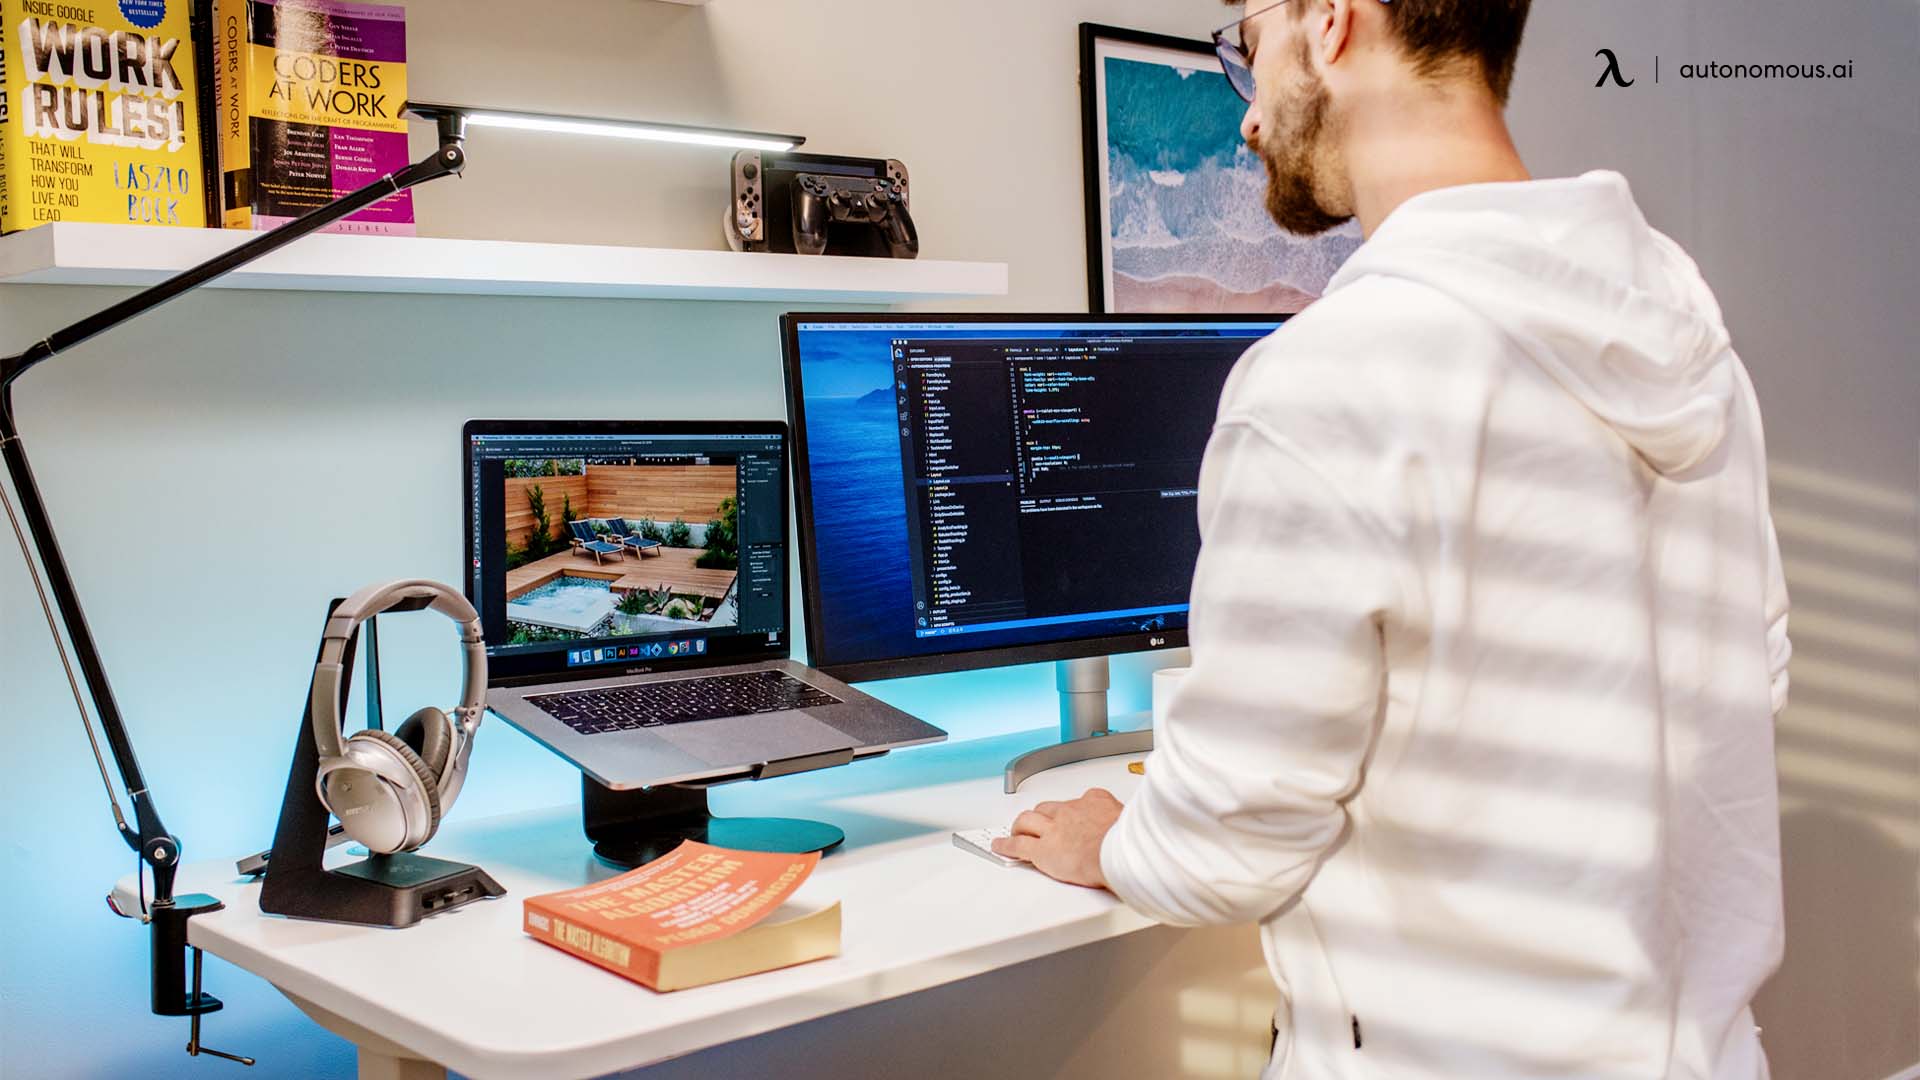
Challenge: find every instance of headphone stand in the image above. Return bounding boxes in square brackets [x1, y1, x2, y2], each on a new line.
[258, 603, 507, 928]
[583, 775, 845, 870]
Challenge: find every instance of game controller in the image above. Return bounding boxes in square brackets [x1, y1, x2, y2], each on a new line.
[726, 151, 917, 259]
[791, 173, 919, 259]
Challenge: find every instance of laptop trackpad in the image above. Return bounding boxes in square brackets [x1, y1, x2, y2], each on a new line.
[659, 713, 856, 770]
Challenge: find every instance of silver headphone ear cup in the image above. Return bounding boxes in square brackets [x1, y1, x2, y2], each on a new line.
[395, 706, 453, 782]
[397, 704, 468, 812]
[316, 754, 411, 855]
[339, 729, 442, 851]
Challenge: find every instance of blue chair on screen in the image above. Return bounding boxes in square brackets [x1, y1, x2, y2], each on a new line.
[568, 521, 626, 565]
[607, 518, 662, 559]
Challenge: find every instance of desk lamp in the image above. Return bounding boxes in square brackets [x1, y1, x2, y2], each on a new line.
[0, 103, 805, 1067]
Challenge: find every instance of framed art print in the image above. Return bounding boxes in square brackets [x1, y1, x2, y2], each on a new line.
[1079, 22, 1362, 313]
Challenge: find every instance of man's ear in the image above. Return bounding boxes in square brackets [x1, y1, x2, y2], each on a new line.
[1316, 0, 1355, 68]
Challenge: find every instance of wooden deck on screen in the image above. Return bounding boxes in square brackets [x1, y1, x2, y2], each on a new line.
[505, 546, 738, 601]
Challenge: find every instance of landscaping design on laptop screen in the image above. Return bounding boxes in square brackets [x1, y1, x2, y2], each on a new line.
[502, 458, 739, 642]
[468, 431, 790, 671]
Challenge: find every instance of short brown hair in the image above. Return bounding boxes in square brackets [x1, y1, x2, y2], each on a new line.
[1260, 0, 1533, 103]
[1381, 0, 1530, 102]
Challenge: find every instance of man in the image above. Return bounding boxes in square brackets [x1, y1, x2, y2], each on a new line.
[995, 1, 1791, 1076]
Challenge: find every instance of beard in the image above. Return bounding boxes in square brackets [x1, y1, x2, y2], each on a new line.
[1253, 49, 1351, 236]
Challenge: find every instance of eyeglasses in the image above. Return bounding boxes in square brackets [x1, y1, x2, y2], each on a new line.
[1211, 0, 1290, 103]
[1210, 0, 1391, 104]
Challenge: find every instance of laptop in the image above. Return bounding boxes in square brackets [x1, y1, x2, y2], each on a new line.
[464, 419, 945, 789]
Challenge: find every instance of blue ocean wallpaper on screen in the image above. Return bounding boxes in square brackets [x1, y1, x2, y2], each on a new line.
[791, 321, 1280, 673]
[794, 326, 918, 666]
[1098, 52, 1362, 312]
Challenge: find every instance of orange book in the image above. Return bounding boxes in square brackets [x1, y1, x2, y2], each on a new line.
[523, 841, 840, 992]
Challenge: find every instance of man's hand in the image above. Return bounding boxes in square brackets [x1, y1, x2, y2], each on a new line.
[992, 788, 1124, 888]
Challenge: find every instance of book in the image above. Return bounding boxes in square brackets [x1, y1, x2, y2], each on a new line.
[523, 841, 841, 992]
[0, 0, 212, 233]
[211, 0, 410, 234]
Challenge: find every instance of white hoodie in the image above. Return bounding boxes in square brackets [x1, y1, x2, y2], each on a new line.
[1101, 172, 1789, 1080]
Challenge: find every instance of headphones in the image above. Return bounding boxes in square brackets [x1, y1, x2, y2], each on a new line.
[310, 579, 488, 855]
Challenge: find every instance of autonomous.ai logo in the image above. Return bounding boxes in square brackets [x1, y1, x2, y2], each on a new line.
[1595, 48, 1634, 87]
[1589, 47, 1855, 87]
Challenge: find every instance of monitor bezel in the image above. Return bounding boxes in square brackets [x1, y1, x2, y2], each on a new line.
[462, 417, 792, 686]
[781, 311, 1287, 684]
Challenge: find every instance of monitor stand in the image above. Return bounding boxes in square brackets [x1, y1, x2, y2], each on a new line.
[583, 776, 846, 869]
[1003, 656, 1153, 793]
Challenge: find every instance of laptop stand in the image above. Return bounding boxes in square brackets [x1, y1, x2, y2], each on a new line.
[582, 767, 849, 870]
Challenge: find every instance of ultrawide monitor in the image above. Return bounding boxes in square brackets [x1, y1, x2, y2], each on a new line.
[782, 313, 1286, 682]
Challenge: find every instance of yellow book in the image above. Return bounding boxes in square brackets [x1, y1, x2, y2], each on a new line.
[0, 0, 209, 232]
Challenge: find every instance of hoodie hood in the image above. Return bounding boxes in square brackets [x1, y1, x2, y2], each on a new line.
[1324, 171, 1736, 475]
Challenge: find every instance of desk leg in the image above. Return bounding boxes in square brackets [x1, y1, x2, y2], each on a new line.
[359, 1048, 447, 1080]
[279, 990, 448, 1080]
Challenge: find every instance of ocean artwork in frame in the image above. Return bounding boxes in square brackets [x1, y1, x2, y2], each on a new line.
[1079, 22, 1362, 314]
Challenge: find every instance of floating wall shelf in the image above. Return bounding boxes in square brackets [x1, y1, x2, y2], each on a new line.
[0, 223, 1008, 303]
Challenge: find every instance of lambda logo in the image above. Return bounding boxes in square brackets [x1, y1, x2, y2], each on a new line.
[1595, 48, 1635, 88]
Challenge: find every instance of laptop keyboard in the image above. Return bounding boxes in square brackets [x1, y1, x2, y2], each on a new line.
[529, 670, 843, 734]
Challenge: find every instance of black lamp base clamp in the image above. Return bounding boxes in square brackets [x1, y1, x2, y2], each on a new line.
[153, 896, 256, 1066]
[0, 108, 471, 1066]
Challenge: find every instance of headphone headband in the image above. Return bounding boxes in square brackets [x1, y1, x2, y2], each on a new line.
[310, 579, 487, 764]
[327, 578, 483, 632]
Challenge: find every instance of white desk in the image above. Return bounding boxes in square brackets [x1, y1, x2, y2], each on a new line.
[115, 731, 1254, 1080]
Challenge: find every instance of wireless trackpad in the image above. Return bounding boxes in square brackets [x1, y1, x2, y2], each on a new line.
[659, 713, 855, 770]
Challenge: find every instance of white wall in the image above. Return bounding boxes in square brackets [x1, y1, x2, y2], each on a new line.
[1505, 4, 1920, 1078]
[2, 0, 1914, 1077]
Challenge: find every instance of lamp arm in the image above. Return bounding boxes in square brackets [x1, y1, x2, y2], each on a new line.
[0, 118, 468, 912]
[3, 135, 468, 389]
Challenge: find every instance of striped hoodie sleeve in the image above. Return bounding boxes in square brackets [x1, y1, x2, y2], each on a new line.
[1100, 417, 1400, 927]
[1763, 515, 1791, 717]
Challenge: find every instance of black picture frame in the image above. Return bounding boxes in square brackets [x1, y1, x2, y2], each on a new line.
[1079, 21, 1362, 316]
[1079, 22, 1219, 313]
